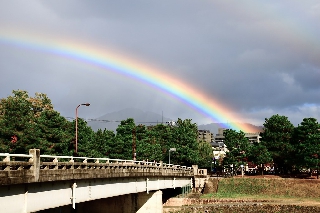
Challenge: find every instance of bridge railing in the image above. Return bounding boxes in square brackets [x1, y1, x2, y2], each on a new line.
[0, 153, 34, 171]
[0, 149, 194, 185]
[0, 153, 191, 169]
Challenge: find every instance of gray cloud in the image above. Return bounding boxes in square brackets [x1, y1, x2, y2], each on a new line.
[1, 0, 320, 130]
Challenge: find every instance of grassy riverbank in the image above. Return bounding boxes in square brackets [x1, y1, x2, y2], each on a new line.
[203, 177, 320, 200]
[164, 176, 320, 213]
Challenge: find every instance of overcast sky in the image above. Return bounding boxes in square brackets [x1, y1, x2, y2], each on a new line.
[1, 1, 320, 128]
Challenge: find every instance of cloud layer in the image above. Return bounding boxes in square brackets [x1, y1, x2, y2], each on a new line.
[1, 1, 320, 129]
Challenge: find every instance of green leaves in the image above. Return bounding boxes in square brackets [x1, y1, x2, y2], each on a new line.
[248, 142, 272, 167]
[0, 91, 203, 165]
[261, 114, 294, 169]
[6, 90, 320, 173]
[261, 115, 320, 173]
[109, 118, 135, 159]
[0, 90, 56, 154]
[167, 119, 200, 166]
[36, 110, 73, 155]
[292, 118, 320, 170]
[0, 90, 244, 168]
[223, 129, 250, 167]
[197, 140, 214, 168]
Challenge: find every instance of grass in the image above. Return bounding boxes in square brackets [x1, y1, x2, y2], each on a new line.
[201, 177, 320, 203]
[166, 178, 320, 213]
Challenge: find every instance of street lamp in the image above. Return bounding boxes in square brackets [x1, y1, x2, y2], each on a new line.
[75, 103, 90, 154]
[169, 148, 176, 164]
[240, 164, 244, 177]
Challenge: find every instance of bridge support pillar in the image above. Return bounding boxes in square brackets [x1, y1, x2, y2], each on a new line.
[76, 190, 163, 213]
[136, 190, 162, 213]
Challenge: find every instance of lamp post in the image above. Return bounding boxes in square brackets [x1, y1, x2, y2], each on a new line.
[211, 157, 216, 173]
[240, 164, 244, 177]
[132, 127, 136, 161]
[169, 148, 176, 164]
[75, 103, 90, 154]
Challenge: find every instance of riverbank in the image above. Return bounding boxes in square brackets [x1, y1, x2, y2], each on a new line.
[164, 176, 320, 213]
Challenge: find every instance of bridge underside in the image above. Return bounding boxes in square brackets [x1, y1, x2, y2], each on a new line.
[0, 176, 191, 213]
[39, 190, 164, 213]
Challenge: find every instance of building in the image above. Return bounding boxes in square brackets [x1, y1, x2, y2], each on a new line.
[197, 130, 214, 143]
[210, 141, 227, 160]
[214, 128, 261, 144]
[211, 128, 262, 161]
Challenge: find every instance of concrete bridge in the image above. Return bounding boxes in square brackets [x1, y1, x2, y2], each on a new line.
[0, 149, 196, 213]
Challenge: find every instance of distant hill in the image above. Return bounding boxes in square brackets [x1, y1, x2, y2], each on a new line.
[88, 108, 172, 131]
[88, 108, 263, 134]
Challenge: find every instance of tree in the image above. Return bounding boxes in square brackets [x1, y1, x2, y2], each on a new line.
[36, 110, 73, 155]
[135, 124, 162, 162]
[223, 129, 250, 169]
[248, 142, 272, 175]
[261, 114, 294, 173]
[92, 128, 115, 158]
[168, 118, 199, 166]
[147, 124, 173, 161]
[0, 90, 56, 154]
[110, 118, 135, 159]
[74, 118, 95, 157]
[291, 118, 320, 175]
[197, 140, 214, 168]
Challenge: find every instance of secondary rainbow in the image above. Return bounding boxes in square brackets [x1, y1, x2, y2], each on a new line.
[0, 30, 256, 132]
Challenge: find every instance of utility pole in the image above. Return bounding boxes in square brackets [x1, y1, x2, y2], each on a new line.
[132, 127, 136, 161]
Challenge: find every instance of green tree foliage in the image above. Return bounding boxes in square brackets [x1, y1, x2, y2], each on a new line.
[135, 124, 162, 161]
[168, 118, 200, 166]
[0, 90, 37, 153]
[36, 110, 73, 155]
[291, 118, 320, 171]
[74, 118, 96, 157]
[0, 91, 214, 167]
[0, 117, 9, 152]
[197, 140, 214, 168]
[9, 90, 315, 173]
[223, 129, 250, 167]
[261, 114, 294, 171]
[146, 124, 173, 159]
[248, 142, 272, 166]
[0, 90, 59, 154]
[248, 142, 272, 175]
[110, 118, 135, 159]
[134, 120, 211, 166]
[90, 128, 115, 158]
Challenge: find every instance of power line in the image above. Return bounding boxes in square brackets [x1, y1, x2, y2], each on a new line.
[87, 119, 161, 123]
[64, 117, 166, 124]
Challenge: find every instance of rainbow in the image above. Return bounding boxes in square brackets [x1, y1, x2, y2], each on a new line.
[0, 29, 257, 132]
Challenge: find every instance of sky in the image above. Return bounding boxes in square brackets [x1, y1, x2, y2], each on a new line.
[1, 1, 320, 130]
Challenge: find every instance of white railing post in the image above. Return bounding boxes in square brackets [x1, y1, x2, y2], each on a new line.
[3, 154, 10, 171]
[3, 155, 10, 162]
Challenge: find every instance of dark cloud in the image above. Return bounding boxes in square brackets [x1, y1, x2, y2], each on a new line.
[1, 1, 320, 130]
[293, 65, 320, 91]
